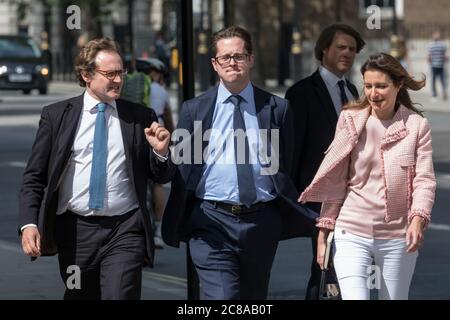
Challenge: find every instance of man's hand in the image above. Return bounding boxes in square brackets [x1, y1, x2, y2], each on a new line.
[144, 121, 170, 156]
[21, 226, 41, 257]
[406, 216, 425, 253]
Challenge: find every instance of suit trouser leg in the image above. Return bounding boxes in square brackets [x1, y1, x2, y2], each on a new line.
[239, 204, 281, 299]
[55, 209, 145, 300]
[305, 236, 321, 300]
[188, 200, 281, 300]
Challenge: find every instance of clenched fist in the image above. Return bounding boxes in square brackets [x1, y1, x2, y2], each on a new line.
[144, 121, 170, 156]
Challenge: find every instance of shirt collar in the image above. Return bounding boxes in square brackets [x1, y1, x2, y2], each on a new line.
[217, 81, 253, 105]
[319, 65, 347, 88]
[83, 90, 117, 112]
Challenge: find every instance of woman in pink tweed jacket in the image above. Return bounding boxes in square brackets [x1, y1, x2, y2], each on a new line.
[299, 53, 436, 300]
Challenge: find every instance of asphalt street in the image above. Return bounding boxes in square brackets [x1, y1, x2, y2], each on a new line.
[0, 81, 449, 300]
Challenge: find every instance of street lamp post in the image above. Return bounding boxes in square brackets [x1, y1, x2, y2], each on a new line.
[289, 0, 302, 82]
[179, 0, 200, 300]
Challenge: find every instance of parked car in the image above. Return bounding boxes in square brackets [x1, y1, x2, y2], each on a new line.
[0, 35, 49, 94]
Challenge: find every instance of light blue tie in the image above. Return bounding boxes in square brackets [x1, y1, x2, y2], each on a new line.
[89, 102, 107, 210]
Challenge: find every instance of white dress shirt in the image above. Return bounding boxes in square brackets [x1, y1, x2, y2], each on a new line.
[319, 65, 354, 115]
[56, 91, 139, 216]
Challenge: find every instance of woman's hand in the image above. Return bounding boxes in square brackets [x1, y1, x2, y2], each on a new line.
[406, 216, 425, 253]
[317, 228, 330, 269]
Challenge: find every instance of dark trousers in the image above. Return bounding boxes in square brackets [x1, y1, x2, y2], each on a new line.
[432, 67, 447, 98]
[55, 209, 146, 300]
[188, 200, 281, 300]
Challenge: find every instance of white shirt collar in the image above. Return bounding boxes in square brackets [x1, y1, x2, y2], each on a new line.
[217, 81, 253, 104]
[83, 90, 117, 112]
[319, 65, 347, 88]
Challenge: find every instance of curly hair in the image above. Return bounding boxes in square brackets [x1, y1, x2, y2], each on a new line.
[314, 23, 365, 61]
[74, 37, 122, 87]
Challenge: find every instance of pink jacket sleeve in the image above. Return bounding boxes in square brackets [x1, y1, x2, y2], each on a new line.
[315, 114, 350, 230]
[408, 118, 436, 228]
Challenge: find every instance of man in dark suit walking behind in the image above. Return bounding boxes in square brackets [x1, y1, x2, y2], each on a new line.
[19, 38, 175, 299]
[163, 26, 317, 300]
[285, 23, 365, 299]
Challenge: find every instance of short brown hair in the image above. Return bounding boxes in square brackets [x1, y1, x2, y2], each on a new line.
[74, 37, 122, 87]
[211, 26, 253, 56]
[314, 23, 365, 61]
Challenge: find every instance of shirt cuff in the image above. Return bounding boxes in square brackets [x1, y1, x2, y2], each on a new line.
[153, 149, 169, 162]
[21, 224, 38, 232]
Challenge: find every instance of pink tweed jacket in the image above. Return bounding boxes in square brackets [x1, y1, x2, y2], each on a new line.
[299, 105, 436, 230]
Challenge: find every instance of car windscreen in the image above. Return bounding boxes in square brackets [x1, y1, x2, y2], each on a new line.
[0, 37, 42, 58]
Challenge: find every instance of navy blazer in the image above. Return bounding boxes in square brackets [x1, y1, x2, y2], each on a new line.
[162, 85, 318, 248]
[285, 70, 358, 213]
[18, 94, 175, 265]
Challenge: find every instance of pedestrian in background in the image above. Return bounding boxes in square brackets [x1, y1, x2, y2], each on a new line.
[144, 58, 175, 249]
[428, 31, 448, 101]
[300, 52, 436, 300]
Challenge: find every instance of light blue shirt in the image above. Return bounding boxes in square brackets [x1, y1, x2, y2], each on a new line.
[319, 65, 353, 115]
[195, 82, 276, 205]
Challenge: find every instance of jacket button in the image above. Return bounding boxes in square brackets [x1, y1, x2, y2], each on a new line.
[341, 229, 346, 234]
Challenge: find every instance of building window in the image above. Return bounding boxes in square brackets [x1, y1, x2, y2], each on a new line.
[359, 0, 403, 19]
[364, 0, 395, 8]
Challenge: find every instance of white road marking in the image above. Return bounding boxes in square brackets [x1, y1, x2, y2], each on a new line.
[0, 161, 27, 168]
[429, 223, 450, 231]
[143, 271, 187, 288]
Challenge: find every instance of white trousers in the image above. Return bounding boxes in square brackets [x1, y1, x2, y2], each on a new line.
[333, 227, 418, 300]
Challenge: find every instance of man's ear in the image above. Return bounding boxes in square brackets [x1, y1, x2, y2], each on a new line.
[248, 54, 255, 68]
[81, 71, 92, 85]
[211, 58, 218, 72]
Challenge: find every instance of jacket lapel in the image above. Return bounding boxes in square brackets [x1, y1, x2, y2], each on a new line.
[253, 86, 272, 132]
[186, 88, 218, 190]
[312, 70, 338, 127]
[195, 87, 218, 131]
[381, 105, 408, 148]
[116, 100, 135, 185]
[54, 95, 83, 165]
[346, 80, 359, 99]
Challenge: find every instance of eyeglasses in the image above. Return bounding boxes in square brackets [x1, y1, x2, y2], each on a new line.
[214, 53, 249, 66]
[96, 69, 128, 80]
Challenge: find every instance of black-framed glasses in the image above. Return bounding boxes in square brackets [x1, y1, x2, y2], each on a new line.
[96, 69, 128, 80]
[214, 53, 249, 66]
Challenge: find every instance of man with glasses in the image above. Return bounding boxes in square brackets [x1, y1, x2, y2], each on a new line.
[163, 26, 316, 299]
[18, 37, 175, 299]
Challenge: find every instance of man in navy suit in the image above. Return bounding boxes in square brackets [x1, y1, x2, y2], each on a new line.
[285, 23, 365, 299]
[163, 26, 317, 300]
[19, 38, 175, 299]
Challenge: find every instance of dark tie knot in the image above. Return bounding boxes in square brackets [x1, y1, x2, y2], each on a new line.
[337, 80, 349, 106]
[337, 80, 346, 89]
[228, 95, 243, 108]
[97, 102, 107, 112]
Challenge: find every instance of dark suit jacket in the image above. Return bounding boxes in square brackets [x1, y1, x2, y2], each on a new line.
[18, 94, 175, 266]
[285, 69, 358, 213]
[162, 85, 318, 248]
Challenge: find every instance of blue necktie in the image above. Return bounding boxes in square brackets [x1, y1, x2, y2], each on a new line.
[89, 102, 108, 210]
[338, 80, 349, 106]
[229, 95, 257, 207]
